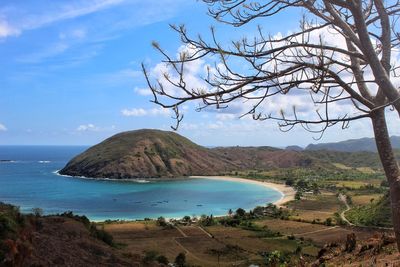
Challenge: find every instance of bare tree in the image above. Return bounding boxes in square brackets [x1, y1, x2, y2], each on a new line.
[142, 0, 400, 249]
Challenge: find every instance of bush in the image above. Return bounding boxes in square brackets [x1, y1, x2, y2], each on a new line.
[143, 250, 158, 264]
[199, 215, 216, 226]
[0, 214, 17, 239]
[60, 211, 91, 228]
[156, 216, 168, 227]
[90, 224, 113, 246]
[287, 234, 295, 240]
[31, 208, 43, 217]
[175, 252, 186, 267]
[156, 255, 169, 264]
[325, 217, 333, 226]
[235, 208, 246, 218]
[182, 216, 191, 222]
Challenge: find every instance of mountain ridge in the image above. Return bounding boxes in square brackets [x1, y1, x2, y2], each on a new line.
[306, 136, 400, 152]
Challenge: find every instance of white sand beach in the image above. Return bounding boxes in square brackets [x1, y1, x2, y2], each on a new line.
[190, 176, 296, 207]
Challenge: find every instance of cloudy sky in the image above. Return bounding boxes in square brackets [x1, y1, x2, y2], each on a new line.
[0, 0, 399, 147]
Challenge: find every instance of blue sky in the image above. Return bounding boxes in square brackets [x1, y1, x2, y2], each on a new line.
[0, 0, 398, 147]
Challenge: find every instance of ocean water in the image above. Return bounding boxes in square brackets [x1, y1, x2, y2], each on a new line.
[0, 146, 282, 221]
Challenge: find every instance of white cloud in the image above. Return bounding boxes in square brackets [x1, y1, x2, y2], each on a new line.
[121, 107, 171, 117]
[77, 123, 98, 132]
[0, 123, 7, 132]
[0, 19, 19, 38]
[215, 113, 236, 121]
[134, 87, 153, 96]
[121, 108, 147, 117]
[75, 124, 116, 133]
[4, 0, 125, 39]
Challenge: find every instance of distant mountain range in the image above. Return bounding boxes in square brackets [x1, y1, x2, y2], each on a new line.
[305, 136, 400, 152]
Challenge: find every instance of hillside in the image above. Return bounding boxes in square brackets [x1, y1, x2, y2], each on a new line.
[0, 203, 133, 266]
[213, 146, 314, 169]
[60, 129, 397, 179]
[60, 129, 240, 178]
[60, 129, 320, 179]
[306, 136, 400, 152]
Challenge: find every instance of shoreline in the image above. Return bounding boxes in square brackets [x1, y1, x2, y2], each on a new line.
[51, 172, 295, 222]
[92, 177, 295, 223]
[190, 176, 295, 207]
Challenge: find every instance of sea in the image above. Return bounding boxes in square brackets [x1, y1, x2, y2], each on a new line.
[0, 146, 282, 221]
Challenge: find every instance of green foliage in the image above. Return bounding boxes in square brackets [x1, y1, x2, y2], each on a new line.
[59, 211, 113, 246]
[182, 215, 191, 222]
[235, 208, 246, 218]
[156, 254, 169, 264]
[0, 204, 23, 240]
[199, 215, 216, 226]
[285, 177, 295, 186]
[142, 250, 169, 265]
[325, 217, 333, 226]
[143, 250, 159, 264]
[59, 211, 91, 228]
[304, 150, 388, 169]
[219, 217, 241, 227]
[262, 250, 289, 266]
[175, 252, 186, 267]
[346, 194, 392, 227]
[89, 224, 114, 246]
[0, 214, 17, 239]
[156, 216, 168, 227]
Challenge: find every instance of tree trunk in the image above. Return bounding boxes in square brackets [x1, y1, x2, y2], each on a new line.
[371, 109, 400, 249]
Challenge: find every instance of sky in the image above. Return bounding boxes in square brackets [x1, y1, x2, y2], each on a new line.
[0, 0, 399, 147]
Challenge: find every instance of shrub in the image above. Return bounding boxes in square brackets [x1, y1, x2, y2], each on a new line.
[90, 224, 114, 246]
[156, 216, 167, 227]
[156, 255, 169, 265]
[31, 208, 43, 217]
[235, 208, 246, 218]
[182, 216, 191, 222]
[325, 217, 333, 226]
[175, 252, 186, 267]
[0, 214, 17, 239]
[287, 234, 296, 240]
[143, 250, 158, 264]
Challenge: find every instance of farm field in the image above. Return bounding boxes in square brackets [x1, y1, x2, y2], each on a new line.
[100, 161, 394, 266]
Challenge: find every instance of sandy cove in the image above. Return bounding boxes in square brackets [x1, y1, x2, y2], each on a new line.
[190, 176, 296, 207]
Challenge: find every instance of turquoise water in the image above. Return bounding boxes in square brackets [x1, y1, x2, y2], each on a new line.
[0, 146, 282, 221]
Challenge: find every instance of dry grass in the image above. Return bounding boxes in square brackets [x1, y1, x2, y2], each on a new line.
[333, 163, 352, 170]
[333, 179, 382, 189]
[290, 210, 334, 222]
[254, 218, 328, 235]
[289, 193, 340, 211]
[351, 194, 383, 206]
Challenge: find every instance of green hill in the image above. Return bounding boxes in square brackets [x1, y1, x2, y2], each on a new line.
[306, 136, 400, 152]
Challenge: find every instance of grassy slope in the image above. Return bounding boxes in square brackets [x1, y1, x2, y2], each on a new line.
[346, 194, 392, 227]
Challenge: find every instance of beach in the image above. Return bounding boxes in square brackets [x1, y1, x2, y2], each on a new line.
[190, 176, 296, 207]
